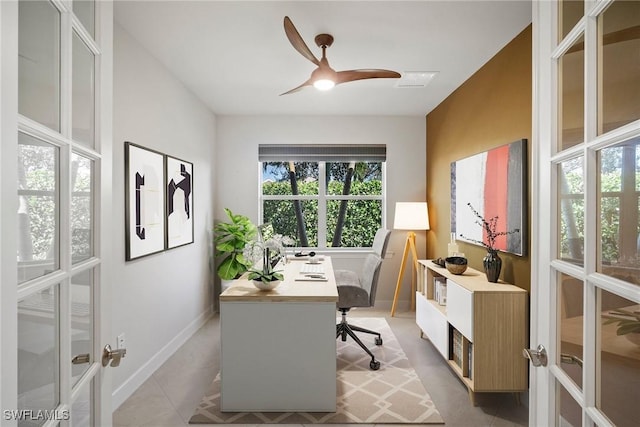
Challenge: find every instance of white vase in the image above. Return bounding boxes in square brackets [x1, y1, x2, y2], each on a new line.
[252, 279, 281, 291]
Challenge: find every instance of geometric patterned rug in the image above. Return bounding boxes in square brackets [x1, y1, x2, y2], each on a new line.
[189, 317, 444, 424]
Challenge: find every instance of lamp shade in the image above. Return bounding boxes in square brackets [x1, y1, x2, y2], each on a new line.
[393, 202, 430, 230]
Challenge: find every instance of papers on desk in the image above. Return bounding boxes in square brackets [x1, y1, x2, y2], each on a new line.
[295, 275, 328, 282]
[295, 261, 328, 281]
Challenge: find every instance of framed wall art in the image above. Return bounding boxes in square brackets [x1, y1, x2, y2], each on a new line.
[450, 138, 527, 256]
[125, 142, 166, 261]
[166, 155, 194, 249]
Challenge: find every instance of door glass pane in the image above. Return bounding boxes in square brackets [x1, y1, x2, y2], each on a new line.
[599, 0, 640, 134]
[73, 0, 95, 37]
[559, 34, 585, 150]
[559, 0, 584, 41]
[71, 378, 92, 426]
[18, 285, 60, 426]
[72, 153, 94, 263]
[71, 270, 93, 385]
[559, 158, 584, 266]
[597, 288, 640, 426]
[556, 379, 582, 426]
[598, 139, 640, 286]
[558, 273, 584, 389]
[72, 32, 95, 147]
[327, 200, 382, 248]
[18, 0, 61, 131]
[18, 133, 59, 284]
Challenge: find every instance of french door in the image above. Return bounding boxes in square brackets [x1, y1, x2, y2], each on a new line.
[531, 1, 640, 426]
[1, 1, 113, 426]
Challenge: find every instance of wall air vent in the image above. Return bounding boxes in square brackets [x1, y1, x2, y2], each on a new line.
[395, 71, 438, 88]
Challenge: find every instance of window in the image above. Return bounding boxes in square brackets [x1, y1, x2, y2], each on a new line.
[259, 145, 386, 249]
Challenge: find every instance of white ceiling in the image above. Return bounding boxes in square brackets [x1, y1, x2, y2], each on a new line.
[114, 1, 532, 117]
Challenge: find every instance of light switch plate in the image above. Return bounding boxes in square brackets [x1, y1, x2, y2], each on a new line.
[117, 333, 126, 349]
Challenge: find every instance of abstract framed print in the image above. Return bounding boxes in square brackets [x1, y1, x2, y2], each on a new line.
[125, 142, 166, 261]
[451, 139, 527, 256]
[166, 155, 194, 249]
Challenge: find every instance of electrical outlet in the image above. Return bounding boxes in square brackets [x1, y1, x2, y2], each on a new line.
[117, 333, 126, 349]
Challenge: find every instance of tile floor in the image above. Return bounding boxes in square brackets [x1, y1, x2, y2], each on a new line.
[113, 309, 529, 426]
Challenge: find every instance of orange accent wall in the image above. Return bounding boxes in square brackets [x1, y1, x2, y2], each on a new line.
[426, 25, 532, 291]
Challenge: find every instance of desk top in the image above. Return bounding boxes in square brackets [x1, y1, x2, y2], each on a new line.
[220, 256, 339, 303]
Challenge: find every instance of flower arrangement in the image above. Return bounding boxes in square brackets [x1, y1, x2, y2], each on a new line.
[460, 203, 520, 252]
[603, 308, 640, 336]
[243, 234, 295, 283]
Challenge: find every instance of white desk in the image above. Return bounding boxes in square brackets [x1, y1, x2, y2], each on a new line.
[219, 257, 338, 412]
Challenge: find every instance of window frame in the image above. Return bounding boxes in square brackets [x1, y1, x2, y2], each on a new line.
[258, 160, 387, 251]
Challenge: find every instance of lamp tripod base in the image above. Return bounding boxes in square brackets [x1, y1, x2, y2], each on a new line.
[390, 231, 419, 317]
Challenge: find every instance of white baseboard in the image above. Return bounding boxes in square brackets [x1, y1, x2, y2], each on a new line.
[111, 307, 214, 410]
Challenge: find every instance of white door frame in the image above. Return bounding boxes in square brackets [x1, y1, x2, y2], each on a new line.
[0, 1, 114, 425]
[530, 1, 555, 425]
[531, 1, 640, 425]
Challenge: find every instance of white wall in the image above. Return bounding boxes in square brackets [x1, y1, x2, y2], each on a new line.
[215, 115, 426, 309]
[112, 24, 216, 408]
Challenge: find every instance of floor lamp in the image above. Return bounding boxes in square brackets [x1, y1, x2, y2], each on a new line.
[391, 202, 430, 317]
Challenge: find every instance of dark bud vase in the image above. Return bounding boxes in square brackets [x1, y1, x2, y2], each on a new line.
[483, 250, 502, 283]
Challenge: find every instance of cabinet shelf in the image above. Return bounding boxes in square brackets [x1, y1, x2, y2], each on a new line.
[416, 260, 528, 403]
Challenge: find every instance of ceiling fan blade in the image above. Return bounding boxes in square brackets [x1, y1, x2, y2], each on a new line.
[280, 79, 312, 96]
[336, 69, 401, 85]
[284, 16, 320, 66]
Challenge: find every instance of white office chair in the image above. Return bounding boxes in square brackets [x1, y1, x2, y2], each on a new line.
[335, 228, 391, 370]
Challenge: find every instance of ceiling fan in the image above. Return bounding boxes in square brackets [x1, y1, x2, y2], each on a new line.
[281, 16, 401, 95]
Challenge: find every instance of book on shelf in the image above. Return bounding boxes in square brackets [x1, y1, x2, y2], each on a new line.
[434, 276, 446, 305]
[437, 280, 447, 305]
[468, 342, 473, 379]
[452, 328, 463, 368]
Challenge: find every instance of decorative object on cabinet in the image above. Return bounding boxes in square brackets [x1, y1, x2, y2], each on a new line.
[445, 256, 468, 275]
[451, 138, 527, 256]
[447, 232, 460, 257]
[432, 257, 446, 267]
[416, 260, 528, 404]
[460, 202, 519, 282]
[482, 250, 502, 283]
[166, 155, 193, 249]
[391, 202, 430, 316]
[124, 141, 166, 261]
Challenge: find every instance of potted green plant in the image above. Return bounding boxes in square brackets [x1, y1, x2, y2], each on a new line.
[214, 208, 257, 281]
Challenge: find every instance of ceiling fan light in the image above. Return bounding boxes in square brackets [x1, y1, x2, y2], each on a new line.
[313, 79, 335, 91]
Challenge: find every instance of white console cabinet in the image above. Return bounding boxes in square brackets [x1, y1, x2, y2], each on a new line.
[416, 260, 528, 403]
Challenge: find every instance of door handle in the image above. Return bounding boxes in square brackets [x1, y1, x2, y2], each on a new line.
[102, 344, 127, 367]
[523, 344, 548, 367]
[72, 353, 90, 365]
[560, 353, 583, 368]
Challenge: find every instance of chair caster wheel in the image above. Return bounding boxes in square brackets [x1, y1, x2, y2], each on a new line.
[370, 360, 380, 370]
[375, 337, 383, 346]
